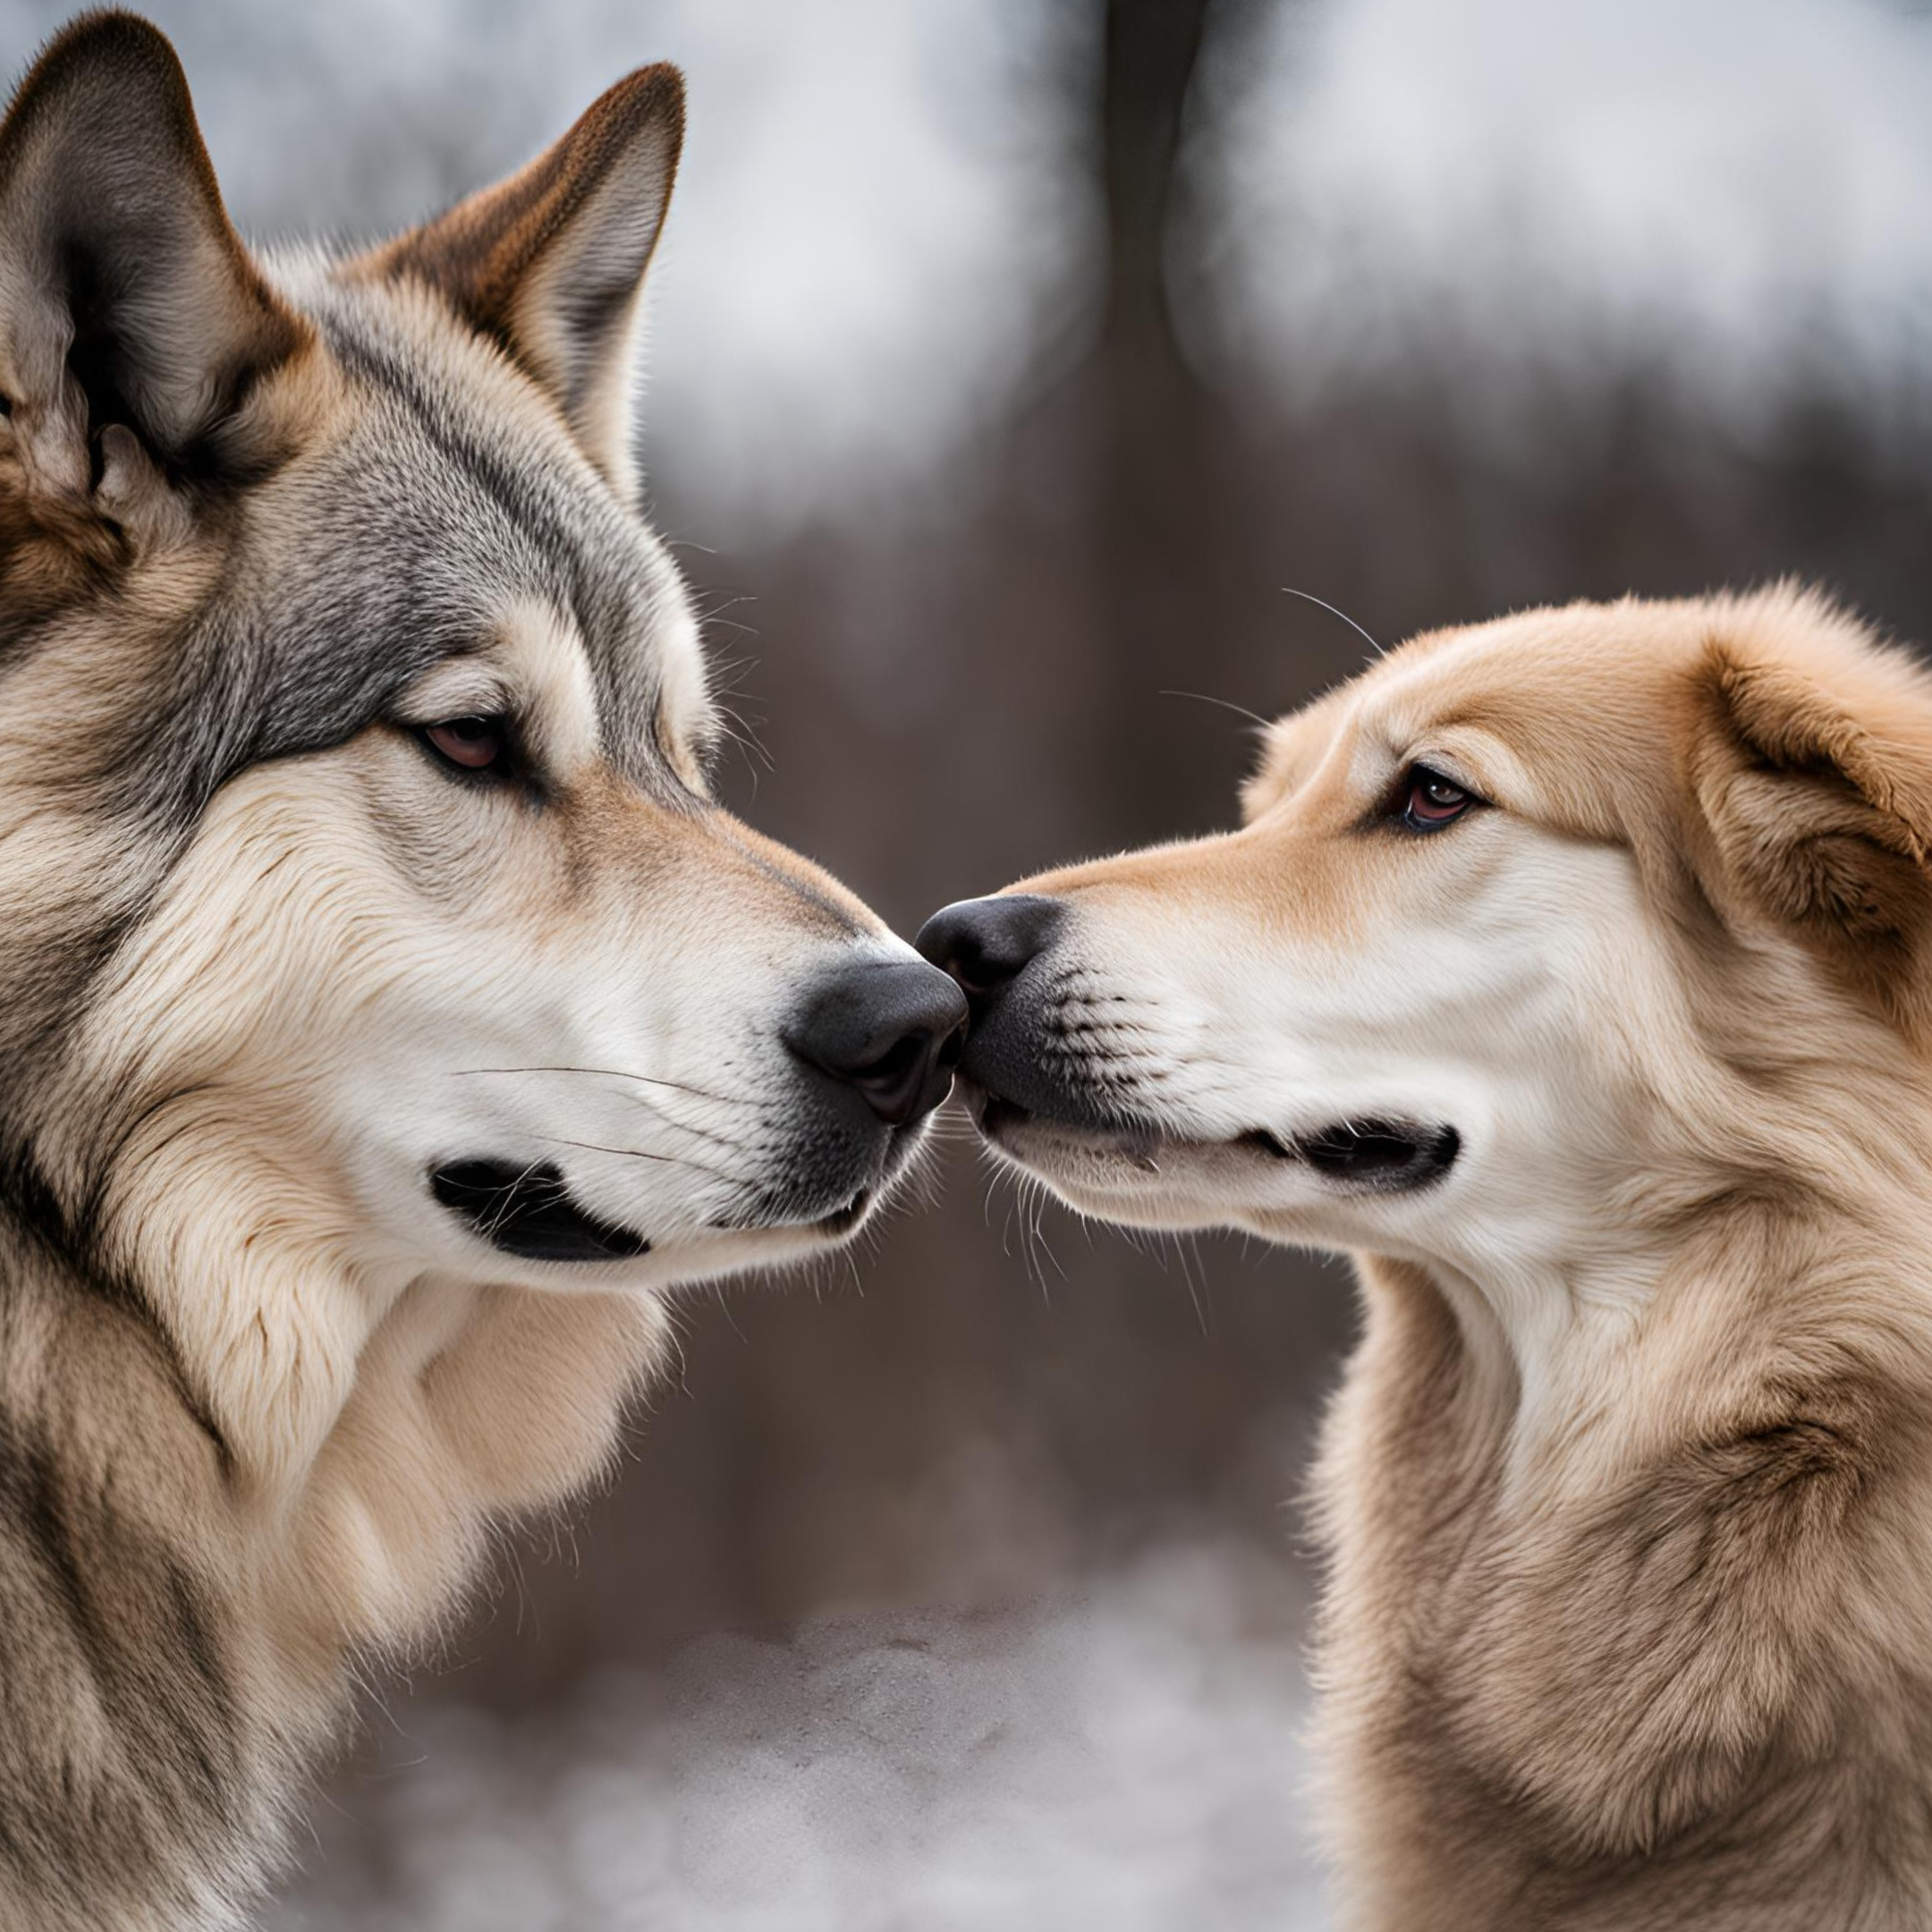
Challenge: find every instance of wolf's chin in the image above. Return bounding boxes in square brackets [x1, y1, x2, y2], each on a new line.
[810, 1189, 872, 1236]
[706, 1112, 936, 1241]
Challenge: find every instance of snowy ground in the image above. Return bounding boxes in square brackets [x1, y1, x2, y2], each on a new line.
[271, 1541, 1331, 1932]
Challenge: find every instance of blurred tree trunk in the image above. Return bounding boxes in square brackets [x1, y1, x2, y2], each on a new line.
[1101, 0, 1209, 355]
[1093, 0, 1220, 843]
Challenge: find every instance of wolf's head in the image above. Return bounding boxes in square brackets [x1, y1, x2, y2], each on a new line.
[0, 14, 965, 1481]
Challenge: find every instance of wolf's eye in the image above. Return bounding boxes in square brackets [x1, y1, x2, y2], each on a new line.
[421, 716, 506, 775]
[1398, 765, 1477, 832]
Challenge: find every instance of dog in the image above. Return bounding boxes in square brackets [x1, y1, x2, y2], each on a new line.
[922, 584, 1932, 1928]
[0, 13, 966, 1927]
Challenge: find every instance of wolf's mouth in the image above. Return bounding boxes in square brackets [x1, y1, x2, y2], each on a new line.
[812, 1190, 872, 1236]
[977, 1096, 1459, 1195]
[431, 1159, 652, 1263]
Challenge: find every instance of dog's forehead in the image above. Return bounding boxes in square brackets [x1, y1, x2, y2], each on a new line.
[1359, 602, 1710, 732]
[1246, 603, 1728, 830]
[1324, 599, 1751, 835]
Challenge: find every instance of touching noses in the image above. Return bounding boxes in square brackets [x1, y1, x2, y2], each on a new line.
[913, 895, 1062, 1021]
[786, 957, 970, 1126]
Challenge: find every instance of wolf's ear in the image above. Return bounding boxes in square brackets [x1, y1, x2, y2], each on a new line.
[1695, 633, 1932, 1016]
[0, 13, 305, 493]
[361, 65, 684, 502]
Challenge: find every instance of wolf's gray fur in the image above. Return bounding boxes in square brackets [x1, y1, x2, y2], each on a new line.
[0, 14, 961, 1927]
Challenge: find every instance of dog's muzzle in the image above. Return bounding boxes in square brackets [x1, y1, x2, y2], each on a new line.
[915, 896, 1093, 1123]
[919, 896, 1462, 1199]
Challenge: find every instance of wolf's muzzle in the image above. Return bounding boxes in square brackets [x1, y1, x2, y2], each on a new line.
[431, 1160, 652, 1262]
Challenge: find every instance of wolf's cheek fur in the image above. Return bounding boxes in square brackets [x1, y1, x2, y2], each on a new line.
[33, 733, 863, 1489]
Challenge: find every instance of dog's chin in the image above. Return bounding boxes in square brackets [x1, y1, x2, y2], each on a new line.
[966, 1086, 1461, 1230]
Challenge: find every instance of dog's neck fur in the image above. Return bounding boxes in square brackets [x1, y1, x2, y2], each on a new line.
[1313, 1055, 1932, 1930]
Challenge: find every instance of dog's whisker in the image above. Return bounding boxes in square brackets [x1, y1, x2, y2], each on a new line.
[1281, 583, 1385, 658]
[1172, 1231, 1209, 1337]
[1160, 688, 1276, 732]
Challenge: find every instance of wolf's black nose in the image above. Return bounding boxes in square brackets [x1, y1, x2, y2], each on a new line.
[915, 896, 1063, 1011]
[786, 957, 969, 1127]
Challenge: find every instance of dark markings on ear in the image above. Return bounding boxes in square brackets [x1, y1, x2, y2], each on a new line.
[1699, 633, 1932, 1023]
[358, 62, 685, 497]
[0, 12, 307, 475]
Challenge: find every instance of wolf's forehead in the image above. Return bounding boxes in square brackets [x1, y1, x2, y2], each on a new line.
[284, 298, 708, 787]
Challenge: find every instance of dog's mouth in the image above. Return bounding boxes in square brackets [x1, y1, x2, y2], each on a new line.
[431, 1159, 652, 1263]
[975, 1093, 1460, 1195]
[1234, 1122, 1462, 1191]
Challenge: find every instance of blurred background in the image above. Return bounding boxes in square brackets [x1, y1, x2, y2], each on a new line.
[8, 0, 1932, 1923]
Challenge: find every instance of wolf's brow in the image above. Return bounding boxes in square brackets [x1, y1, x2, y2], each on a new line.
[319, 313, 689, 796]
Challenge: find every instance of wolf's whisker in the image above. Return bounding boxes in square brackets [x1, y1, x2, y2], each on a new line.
[534, 1134, 741, 1186]
[447, 1065, 750, 1108]
[478, 1155, 552, 1242]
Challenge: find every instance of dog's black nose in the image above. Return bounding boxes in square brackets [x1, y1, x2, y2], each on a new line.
[786, 956, 969, 1127]
[915, 896, 1063, 1010]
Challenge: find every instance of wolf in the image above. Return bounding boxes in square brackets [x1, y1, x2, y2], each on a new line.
[922, 586, 1932, 1928]
[0, 13, 967, 1927]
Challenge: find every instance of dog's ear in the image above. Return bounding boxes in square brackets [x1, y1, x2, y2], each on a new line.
[0, 13, 306, 501]
[361, 65, 684, 503]
[1695, 631, 1932, 1018]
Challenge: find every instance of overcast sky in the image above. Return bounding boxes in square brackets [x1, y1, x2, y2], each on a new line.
[4, 0, 1927, 529]
[1182, 0, 1932, 441]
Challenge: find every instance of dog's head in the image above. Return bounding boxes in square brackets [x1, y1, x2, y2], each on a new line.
[923, 589, 1932, 1297]
[0, 16, 964, 1466]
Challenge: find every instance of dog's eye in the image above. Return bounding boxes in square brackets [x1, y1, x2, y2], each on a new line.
[1397, 765, 1478, 832]
[421, 716, 507, 776]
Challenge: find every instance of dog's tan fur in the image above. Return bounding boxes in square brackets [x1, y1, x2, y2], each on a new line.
[941, 586, 1932, 1926]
